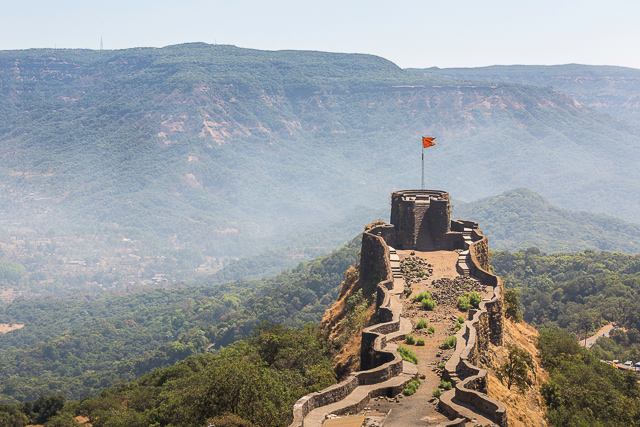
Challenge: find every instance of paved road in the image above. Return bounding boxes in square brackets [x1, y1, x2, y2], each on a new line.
[582, 324, 615, 348]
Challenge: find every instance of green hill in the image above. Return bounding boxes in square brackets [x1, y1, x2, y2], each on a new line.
[454, 188, 640, 253]
[0, 237, 360, 402]
[2, 43, 640, 292]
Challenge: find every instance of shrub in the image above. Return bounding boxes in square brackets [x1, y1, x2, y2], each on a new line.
[416, 337, 425, 346]
[421, 298, 436, 310]
[497, 344, 533, 392]
[405, 333, 416, 345]
[455, 322, 462, 332]
[427, 325, 435, 334]
[457, 316, 466, 323]
[504, 288, 523, 322]
[438, 361, 446, 369]
[403, 286, 413, 297]
[403, 378, 421, 396]
[397, 345, 418, 364]
[432, 388, 443, 399]
[412, 291, 432, 302]
[469, 291, 482, 308]
[439, 380, 452, 390]
[416, 318, 428, 329]
[443, 336, 457, 349]
[457, 295, 471, 311]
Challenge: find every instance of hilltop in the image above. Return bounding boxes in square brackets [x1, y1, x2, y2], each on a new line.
[454, 188, 640, 253]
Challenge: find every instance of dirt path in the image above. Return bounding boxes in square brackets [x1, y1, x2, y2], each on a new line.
[368, 250, 487, 425]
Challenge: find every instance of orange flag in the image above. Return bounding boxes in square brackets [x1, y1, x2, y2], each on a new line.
[422, 136, 437, 148]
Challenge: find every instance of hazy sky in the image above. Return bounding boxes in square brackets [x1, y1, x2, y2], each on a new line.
[2, 0, 639, 69]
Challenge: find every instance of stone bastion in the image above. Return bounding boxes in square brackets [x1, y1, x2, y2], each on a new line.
[289, 190, 507, 426]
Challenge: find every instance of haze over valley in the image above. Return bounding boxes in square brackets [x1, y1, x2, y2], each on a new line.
[1, 44, 640, 297]
[1, 40, 640, 426]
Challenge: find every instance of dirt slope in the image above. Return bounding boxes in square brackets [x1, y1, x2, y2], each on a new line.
[482, 319, 548, 427]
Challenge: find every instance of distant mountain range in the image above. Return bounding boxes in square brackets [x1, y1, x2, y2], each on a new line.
[1, 43, 639, 262]
[408, 64, 640, 123]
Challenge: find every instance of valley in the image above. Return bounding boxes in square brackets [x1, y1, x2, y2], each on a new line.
[0, 44, 639, 426]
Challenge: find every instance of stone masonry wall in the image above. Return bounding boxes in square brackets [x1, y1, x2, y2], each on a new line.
[440, 228, 507, 426]
[289, 190, 506, 426]
[288, 225, 409, 427]
[360, 231, 392, 296]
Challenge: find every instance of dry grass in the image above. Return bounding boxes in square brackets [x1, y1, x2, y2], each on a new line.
[0, 323, 24, 334]
[321, 265, 376, 379]
[482, 319, 548, 427]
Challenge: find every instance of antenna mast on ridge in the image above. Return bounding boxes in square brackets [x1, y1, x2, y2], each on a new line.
[100, 37, 103, 50]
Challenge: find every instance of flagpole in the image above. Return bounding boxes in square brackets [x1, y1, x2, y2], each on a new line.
[421, 136, 436, 190]
[421, 147, 424, 190]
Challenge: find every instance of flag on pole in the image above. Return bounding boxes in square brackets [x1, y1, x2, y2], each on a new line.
[422, 136, 437, 148]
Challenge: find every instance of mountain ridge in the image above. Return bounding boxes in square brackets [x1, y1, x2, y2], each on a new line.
[2, 43, 640, 290]
[455, 187, 640, 254]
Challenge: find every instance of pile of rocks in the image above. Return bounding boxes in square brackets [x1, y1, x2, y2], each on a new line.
[431, 276, 485, 306]
[400, 256, 433, 285]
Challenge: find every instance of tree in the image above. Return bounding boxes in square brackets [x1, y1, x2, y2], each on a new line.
[496, 345, 533, 392]
[33, 394, 66, 425]
[504, 288, 523, 322]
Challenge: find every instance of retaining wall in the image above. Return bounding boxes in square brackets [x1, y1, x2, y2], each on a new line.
[440, 230, 507, 426]
[288, 225, 409, 427]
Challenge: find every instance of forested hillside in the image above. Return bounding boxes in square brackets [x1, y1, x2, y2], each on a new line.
[493, 248, 640, 362]
[0, 323, 335, 427]
[454, 188, 640, 253]
[2, 44, 640, 296]
[0, 237, 359, 402]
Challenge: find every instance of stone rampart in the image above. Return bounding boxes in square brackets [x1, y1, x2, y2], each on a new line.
[360, 229, 393, 295]
[440, 231, 507, 426]
[288, 225, 411, 427]
[289, 190, 507, 426]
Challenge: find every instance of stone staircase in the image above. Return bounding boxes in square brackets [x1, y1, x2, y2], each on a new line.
[288, 240, 417, 427]
[389, 248, 403, 280]
[457, 251, 471, 277]
[455, 228, 476, 277]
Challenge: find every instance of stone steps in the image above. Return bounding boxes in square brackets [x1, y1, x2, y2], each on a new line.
[389, 248, 403, 279]
[302, 361, 418, 427]
[457, 250, 470, 277]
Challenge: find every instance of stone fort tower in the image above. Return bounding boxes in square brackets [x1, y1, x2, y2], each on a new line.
[389, 190, 451, 251]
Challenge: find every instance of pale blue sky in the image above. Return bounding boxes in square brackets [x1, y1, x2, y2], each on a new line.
[2, 0, 639, 69]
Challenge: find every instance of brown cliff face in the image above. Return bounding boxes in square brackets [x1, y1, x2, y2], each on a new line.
[321, 264, 377, 380]
[481, 319, 549, 427]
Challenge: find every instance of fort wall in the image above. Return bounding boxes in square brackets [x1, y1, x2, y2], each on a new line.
[289, 190, 507, 426]
[441, 230, 507, 426]
[288, 227, 413, 427]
